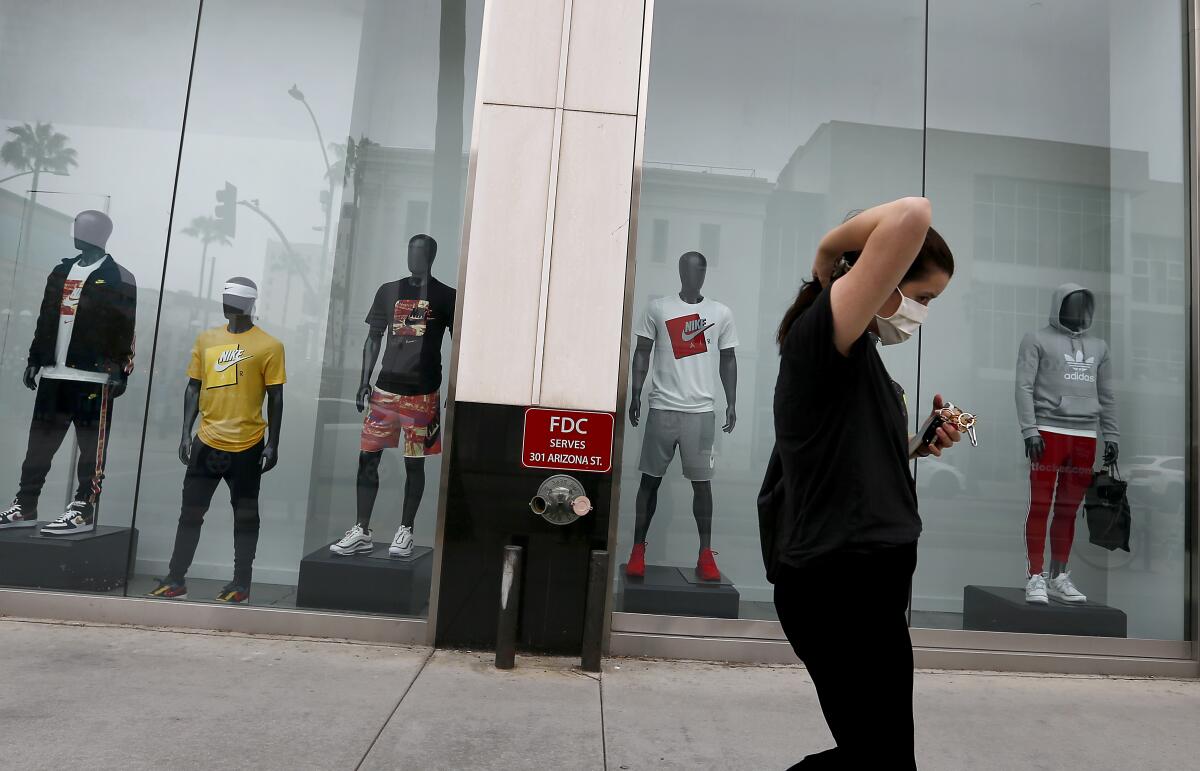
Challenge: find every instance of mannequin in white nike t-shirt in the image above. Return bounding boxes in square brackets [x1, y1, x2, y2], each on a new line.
[626, 251, 738, 582]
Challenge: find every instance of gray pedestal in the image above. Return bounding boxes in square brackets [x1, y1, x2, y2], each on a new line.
[963, 585, 1127, 637]
[620, 563, 740, 619]
[296, 543, 433, 616]
[0, 524, 136, 592]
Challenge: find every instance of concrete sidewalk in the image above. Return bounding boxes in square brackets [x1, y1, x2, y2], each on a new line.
[1, 618, 1197, 770]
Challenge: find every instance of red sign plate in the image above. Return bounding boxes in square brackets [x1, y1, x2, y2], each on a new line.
[522, 407, 614, 473]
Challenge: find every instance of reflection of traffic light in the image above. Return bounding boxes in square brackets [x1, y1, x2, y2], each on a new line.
[214, 182, 237, 237]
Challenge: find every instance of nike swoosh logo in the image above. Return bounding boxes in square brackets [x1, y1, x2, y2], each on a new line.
[680, 323, 714, 342]
[214, 352, 252, 372]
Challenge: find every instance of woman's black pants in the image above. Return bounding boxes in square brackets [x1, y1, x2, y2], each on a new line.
[773, 541, 918, 770]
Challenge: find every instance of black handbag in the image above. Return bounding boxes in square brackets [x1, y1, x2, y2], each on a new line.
[1083, 462, 1131, 552]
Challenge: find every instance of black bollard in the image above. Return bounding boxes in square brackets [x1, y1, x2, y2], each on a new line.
[495, 544, 523, 670]
[581, 549, 608, 673]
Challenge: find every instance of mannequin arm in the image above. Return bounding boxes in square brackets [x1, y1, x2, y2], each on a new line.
[1096, 347, 1119, 445]
[719, 348, 737, 432]
[262, 384, 283, 473]
[1014, 332, 1040, 445]
[628, 336, 653, 427]
[356, 330, 383, 412]
[178, 378, 201, 465]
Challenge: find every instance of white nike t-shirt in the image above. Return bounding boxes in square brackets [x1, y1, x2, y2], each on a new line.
[42, 257, 110, 384]
[635, 294, 738, 413]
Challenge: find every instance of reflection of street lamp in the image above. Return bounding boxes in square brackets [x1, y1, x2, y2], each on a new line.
[288, 84, 334, 280]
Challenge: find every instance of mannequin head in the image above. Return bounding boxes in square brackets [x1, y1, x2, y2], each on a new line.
[222, 276, 258, 321]
[407, 234, 437, 278]
[1059, 290, 1093, 333]
[73, 210, 112, 256]
[678, 251, 707, 297]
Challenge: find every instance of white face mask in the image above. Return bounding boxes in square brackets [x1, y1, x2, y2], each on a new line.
[875, 288, 928, 345]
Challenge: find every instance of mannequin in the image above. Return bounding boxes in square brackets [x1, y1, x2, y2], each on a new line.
[626, 251, 738, 582]
[330, 234, 456, 558]
[0, 210, 136, 535]
[1015, 283, 1118, 605]
[147, 277, 285, 604]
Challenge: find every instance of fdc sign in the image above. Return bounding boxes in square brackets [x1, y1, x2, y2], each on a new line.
[522, 407, 614, 473]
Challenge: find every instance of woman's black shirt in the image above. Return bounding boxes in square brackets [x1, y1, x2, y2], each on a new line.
[769, 289, 920, 569]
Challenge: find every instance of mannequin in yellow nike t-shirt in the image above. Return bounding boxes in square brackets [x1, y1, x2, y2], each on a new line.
[147, 277, 285, 605]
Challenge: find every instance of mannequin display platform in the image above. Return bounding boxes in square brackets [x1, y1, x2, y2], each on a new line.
[0, 524, 137, 591]
[963, 585, 1126, 637]
[296, 543, 433, 615]
[619, 561, 740, 618]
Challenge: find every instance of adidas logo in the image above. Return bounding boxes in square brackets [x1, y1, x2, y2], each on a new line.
[1063, 350, 1096, 382]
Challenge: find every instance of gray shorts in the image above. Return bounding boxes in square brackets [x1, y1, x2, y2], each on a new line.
[638, 409, 716, 481]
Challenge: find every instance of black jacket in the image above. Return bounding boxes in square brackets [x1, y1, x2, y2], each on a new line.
[28, 254, 137, 379]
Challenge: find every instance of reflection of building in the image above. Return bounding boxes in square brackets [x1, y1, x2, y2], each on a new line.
[769, 121, 1185, 484]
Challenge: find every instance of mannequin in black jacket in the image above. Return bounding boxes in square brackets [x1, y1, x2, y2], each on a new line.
[0, 210, 136, 535]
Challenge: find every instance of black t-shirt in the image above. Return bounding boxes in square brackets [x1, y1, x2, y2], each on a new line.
[366, 277, 456, 395]
[771, 289, 920, 567]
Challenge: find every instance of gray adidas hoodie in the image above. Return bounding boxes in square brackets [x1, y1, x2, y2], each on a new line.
[1014, 283, 1119, 441]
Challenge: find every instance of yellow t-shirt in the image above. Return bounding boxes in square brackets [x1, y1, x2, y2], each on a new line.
[187, 325, 286, 452]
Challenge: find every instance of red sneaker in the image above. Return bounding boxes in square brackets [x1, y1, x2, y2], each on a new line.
[696, 548, 721, 581]
[626, 542, 646, 578]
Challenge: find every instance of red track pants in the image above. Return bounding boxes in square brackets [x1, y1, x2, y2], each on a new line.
[1025, 429, 1096, 576]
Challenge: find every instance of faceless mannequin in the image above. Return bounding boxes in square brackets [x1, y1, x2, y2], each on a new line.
[156, 276, 286, 601]
[334, 233, 455, 559]
[355, 237, 437, 535]
[0, 209, 136, 536]
[1016, 283, 1119, 602]
[627, 251, 738, 580]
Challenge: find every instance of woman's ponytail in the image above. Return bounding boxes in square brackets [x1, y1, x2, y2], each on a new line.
[776, 279, 823, 346]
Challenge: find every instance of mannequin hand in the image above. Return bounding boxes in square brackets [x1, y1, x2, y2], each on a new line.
[110, 374, 128, 399]
[723, 404, 736, 433]
[178, 436, 193, 466]
[22, 366, 38, 391]
[355, 383, 372, 413]
[629, 397, 641, 427]
[1025, 436, 1045, 464]
[261, 445, 279, 474]
[1103, 441, 1119, 465]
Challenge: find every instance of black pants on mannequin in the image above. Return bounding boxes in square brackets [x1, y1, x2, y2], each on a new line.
[167, 439, 263, 587]
[632, 473, 712, 549]
[16, 379, 113, 512]
[356, 451, 424, 531]
[774, 541, 918, 769]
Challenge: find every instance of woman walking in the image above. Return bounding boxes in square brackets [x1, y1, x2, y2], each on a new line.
[760, 197, 958, 768]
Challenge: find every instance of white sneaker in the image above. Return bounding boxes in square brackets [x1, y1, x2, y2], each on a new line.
[389, 524, 413, 557]
[1047, 571, 1087, 603]
[330, 524, 373, 556]
[1025, 573, 1048, 605]
[0, 502, 36, 529]
[40, 501, 94, 536]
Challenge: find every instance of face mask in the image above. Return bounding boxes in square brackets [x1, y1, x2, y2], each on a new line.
[875, 288, 928, 345]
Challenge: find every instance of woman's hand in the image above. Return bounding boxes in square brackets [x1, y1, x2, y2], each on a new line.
[914, 393, 962, 458]
[812, 247, 838, 287]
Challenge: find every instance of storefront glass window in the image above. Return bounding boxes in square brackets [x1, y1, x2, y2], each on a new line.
[0, 0, 198, 594]
[0, 0, 483, 619]
[917, 0, 1189, 640]
[617, 0, 926, 621]
[621, 0, 1190, 643]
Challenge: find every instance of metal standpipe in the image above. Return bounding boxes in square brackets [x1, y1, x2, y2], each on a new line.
[581, 549, 608, 673]
[495, 544, 523, 670]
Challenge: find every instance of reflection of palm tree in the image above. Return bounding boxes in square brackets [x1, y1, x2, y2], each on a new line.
[180, 216, 232, 325]
[269, 246, 313, 325]
[1, 122, 78, 260]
